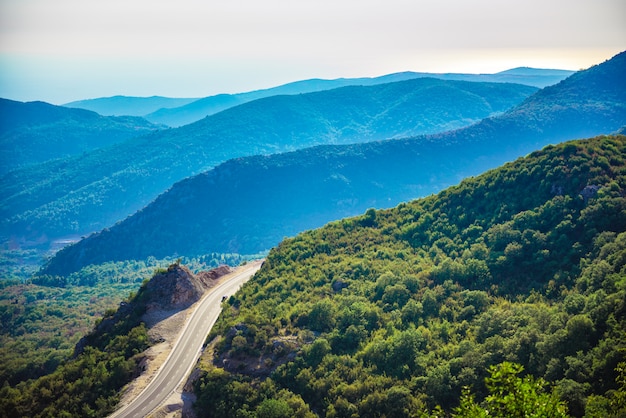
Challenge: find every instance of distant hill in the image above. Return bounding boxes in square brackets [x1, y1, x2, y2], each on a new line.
[62, 69, 571, 128]
[0, 99, 162, 174]
[144, 68, 573, 127]
[39, 52, 626, 276]
[63, 95, 198, 117]
[2, 78, 537, 245]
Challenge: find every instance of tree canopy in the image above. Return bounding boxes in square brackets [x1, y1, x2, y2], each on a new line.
[194, 135, 626, 417]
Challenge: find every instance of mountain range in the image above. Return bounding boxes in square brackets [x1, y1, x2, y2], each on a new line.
[40, 52, 626, 277]
[0, 99, 161, 174]
[65, 68, 573, 127]
[1, 78, 537, 246]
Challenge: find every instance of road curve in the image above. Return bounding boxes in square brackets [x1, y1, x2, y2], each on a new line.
[110, 261, 263, 418]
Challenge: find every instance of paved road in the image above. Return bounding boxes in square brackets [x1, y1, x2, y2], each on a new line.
[110, 261, 262, 418]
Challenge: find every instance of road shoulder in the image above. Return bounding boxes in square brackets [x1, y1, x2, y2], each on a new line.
[112, 260, 263, 417]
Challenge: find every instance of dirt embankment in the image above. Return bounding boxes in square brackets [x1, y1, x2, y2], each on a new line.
[115, 263, 234, 417]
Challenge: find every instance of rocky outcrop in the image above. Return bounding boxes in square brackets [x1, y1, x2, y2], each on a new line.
[580, 184, 601, 202]
[196, 265, 232, 288]
[73, 263, 232, 357]
[144, 263, 232, 312]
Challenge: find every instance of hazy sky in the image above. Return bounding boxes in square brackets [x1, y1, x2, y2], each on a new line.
[0, 0, 624, 104]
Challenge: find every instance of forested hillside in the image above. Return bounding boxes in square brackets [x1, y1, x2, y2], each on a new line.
[40, 52, 626, 277]
[1, 78, 537, 245]
[192, 135, 626, 417]
[0, 98, 161, 174]
[3, 135, 625, 417]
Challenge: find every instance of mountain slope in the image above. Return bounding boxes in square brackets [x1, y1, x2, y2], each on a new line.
[0, 99, 162, 173]
[1, 78, 537, 244]
[194, 134, 626, 417]
[145, 68, 572, 127]
[39, 52, 626, 275]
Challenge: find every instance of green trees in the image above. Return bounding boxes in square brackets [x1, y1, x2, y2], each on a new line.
[0, 329, 147, 418]
[0, 267, 157, 417]
[0, 279, 142, 387]
[5, 135, 623, 416]
[194, 135, 626, 417]
[454, 362, 568, 417]
[193, 369, 316, 418]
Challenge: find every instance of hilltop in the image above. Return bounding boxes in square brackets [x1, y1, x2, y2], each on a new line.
[0, 98, 161, 174]
[2, 78, 537, 246]
[39, 51, 626, 276]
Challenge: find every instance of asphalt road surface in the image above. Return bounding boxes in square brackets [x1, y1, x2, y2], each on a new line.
[109, 261, 262, 418]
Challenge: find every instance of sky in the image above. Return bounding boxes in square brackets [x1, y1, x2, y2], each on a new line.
[0, 0, 624, 104]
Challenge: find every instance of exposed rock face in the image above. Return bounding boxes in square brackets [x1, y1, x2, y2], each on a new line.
[144, 263, 231, 311]
[196, 265, 232, 287]
[580, 184, 601, 202]
[73, 263, 233, 358]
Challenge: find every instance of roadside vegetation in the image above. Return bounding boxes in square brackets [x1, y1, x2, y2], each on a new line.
[0, 252, 253, 417]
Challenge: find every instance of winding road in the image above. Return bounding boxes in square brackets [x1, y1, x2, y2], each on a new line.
[109, 261, 263, 418]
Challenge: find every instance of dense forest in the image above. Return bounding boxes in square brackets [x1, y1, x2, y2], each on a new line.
[0, 278, 150, 418]
[192, 135, 626, 417]
[1, 135, 624, 417]
[1, 54, 624, 418]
